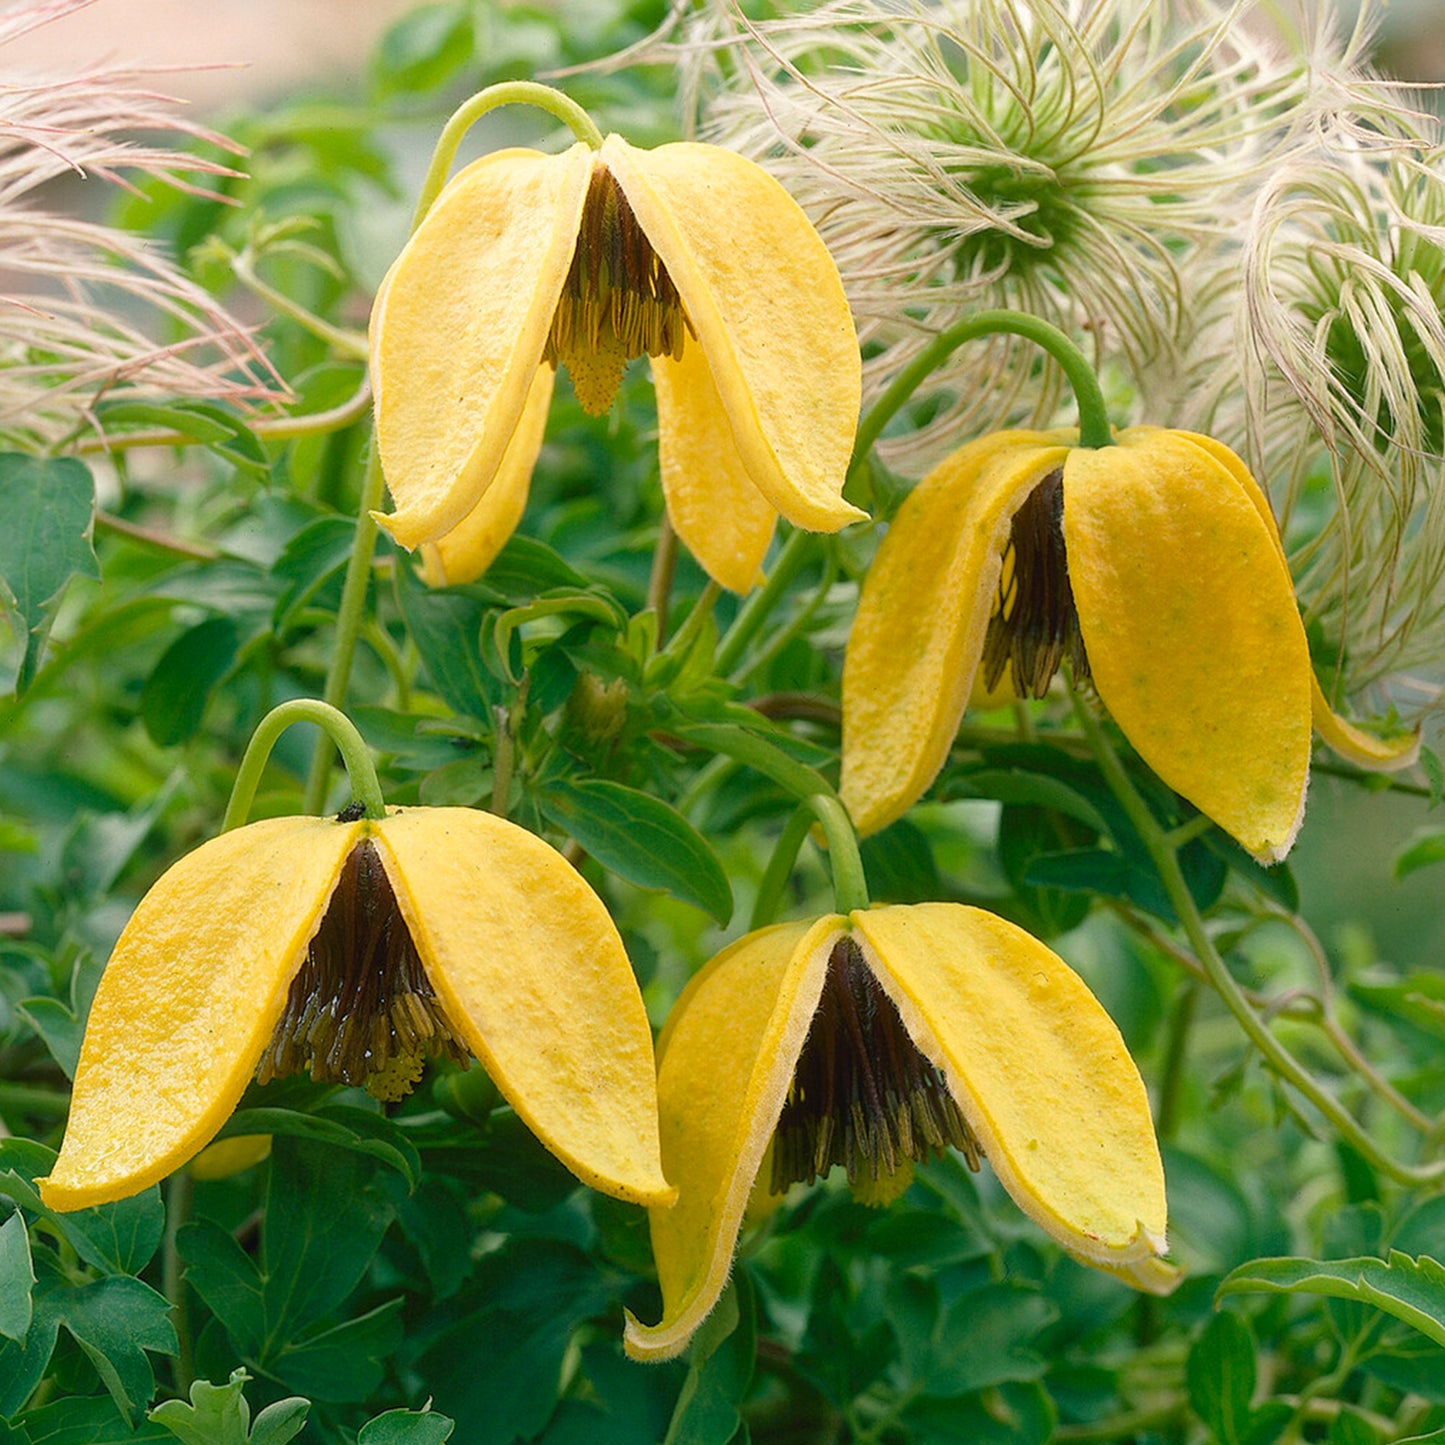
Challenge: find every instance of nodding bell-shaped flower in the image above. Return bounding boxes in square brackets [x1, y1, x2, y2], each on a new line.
[38, 807, 673, 1213]
[370, 133, 864, 593]
[841, 427, 1419, 863]
[624, 904, 1173, 1362]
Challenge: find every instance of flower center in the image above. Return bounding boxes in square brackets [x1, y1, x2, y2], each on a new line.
[256, 840, 470, 1102]
[770, 936, 981, 1197]
[544, 163, 692, 416]
[981, 468, 1090, 697]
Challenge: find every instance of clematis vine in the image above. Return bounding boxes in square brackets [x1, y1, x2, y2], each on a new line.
[38, 701, 672, 1214]
[369, 87, 864, 594]
[625, 795, 1172, 1362]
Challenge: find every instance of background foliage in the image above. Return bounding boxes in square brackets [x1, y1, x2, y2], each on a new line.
[1, 2, 1444, 1442]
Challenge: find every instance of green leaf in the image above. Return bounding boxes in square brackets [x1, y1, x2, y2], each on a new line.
[0, 454, 100, 691]
[149, 1368, 308, 1445]
[140, 616, 240, 746]
[901, 1381, 1056, 1445]
[664, 1277, 755, 1445]
[271, 516, 354, 631]
[395, 568, 498, 719]
[860, 818, 941, 905]
[1188, 1311, 1257, 1445]
[421, 1238, 613, 1444]
[0, 1208, 34, 1341]
[22, 1395, 172, 1445]
[372, 2, 473, 96]
[1219, 1252, 1445, 1348]
[951, 767, 1109, 832]
[537, 778, 733, 925]
[1350, 972, 1445, 1041]
[1395, 829, 1445, 880]
[1328, 1406, 1384, 1445]
[269, 1298, 404, 1402]
[219, 1103, 421, 1187]
[924, 1281, 1055, 1396]
[93, 402, 268, 478]
[176, 1219, 267, 1358]
[0, 1273, 177, 1422]
[357, 1408, 456, 1445]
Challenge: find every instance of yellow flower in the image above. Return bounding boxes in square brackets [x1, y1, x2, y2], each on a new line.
[841, 427, 1419, 863]
[37, 807, 673, 1213]
[369, 133, 865, 594]
[624, 904, 1172, 1362]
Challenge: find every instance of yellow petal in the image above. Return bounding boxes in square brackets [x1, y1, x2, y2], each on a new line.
[371, 808, 672, 1208]
[1063, 433, 1314, 863]
[189, 1134, 273, 1181]
[604, 135, 865, 535]
[852, 903, 1169, 1274]
[1155, 428, 1422, 773]
[418, 365, 555, 586]
[653, 347, 776, 593]
[371, 145, 592, 549]
[840, 432, 1069, 836]
[39, 816, 361, 1211]
[624, 916, 840, 1362]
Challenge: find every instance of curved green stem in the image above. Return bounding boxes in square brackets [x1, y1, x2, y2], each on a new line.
[1071, 687, 1445, 1187]
[304, 445, 387, 812]
[227, 699, 385, 831]
[662, 580, 720, 660]
[809, 793, 869, 915]
[716, 529, 815, 676]
[751, 804, 815, 930]
[851, 310, 1113, 467]
[414, 82, 603, 228]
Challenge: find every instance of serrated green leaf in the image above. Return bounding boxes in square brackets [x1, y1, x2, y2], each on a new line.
[141, 616, 240, 746]
[0, 454, 100, 690]
[537, 778, 733, 924]
[1219, 1252, 1445, 1348]
[149, 1367, 307, 1445]
[23, 1394, 172, 1445]
[0, 1208, 34, 1341]
[270, 1298, 404, 1402]
[1188, 1311, 1257, 1445]
[1395, 829, 1445, 880]
[356, 1408, 455, 1445]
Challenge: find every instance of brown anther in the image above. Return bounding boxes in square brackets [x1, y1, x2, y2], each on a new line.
[770, 937, 982, 1195]
[256, 840, 470, 1101]
[981, 469, 1090, 698]
[543, 164, 693, 416]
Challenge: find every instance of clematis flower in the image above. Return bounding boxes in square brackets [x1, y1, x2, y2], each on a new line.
[624, 904, 1172, 1362]
[369, 133, 864, 593]
[38, 807, 672, 1213]
[840, 427, 1419, 864]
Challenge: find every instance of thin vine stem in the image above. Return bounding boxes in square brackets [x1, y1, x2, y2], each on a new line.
[303, 444, 386, 812]
[716, 529, 814, 676]
[853, 309, 1113, 457]
[227, 698, 385, 831]
[751, 803, 815, 930]
[808, 793, 870, 915]
[1071, 687, 1445, 1187]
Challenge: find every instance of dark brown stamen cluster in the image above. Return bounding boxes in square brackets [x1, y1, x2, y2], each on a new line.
[981, 469, 1090, 697]
[770, 937, 981, 1195]
[257, 841, 469, 1102]
[544, 164, 692, 415]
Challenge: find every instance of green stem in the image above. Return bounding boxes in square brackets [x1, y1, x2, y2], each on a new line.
[1071, 688, 1445, 1187]
[163, 1172, 195, 1395]
[751, 804, 815, 929]
[227, 699, 386, 831]
[1155, 980, 1199, 1143]
[414, 82, 603, 229]
[716, 529, 814, 676]
[662, 580, 720, 660]
[851, 310, 1113, 463]
[231, 251, 369, 359]
[735, 548, 839, 686]
[808, 793, 870, 915]
[490, 704, 515, 818]
[304, 444, 386, 813]
[647, 512, 679, 644]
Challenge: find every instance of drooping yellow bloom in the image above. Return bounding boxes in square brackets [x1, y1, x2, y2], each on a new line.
[38, 807, 673, 1213]
[370, 134, 864, 593]
[624, 904, 1172, 1362]
[841, 427, 1419, 863]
